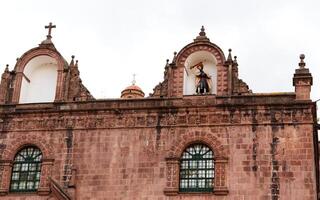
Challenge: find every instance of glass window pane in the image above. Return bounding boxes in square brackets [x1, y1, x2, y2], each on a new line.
[27, 181, 34, 189]
[12, 173, 19, 180]
[10, 146, 42, 192]
[13, 164, 21, 171]
[11, 182, 18, 190]
[19, 181, 26, 190]
[179, 144, 214, 192]
[21, 164, 28, 171]
[29, 163, 37, 171]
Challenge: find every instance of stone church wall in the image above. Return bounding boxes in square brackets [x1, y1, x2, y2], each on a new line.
[0, 94, 317, 200]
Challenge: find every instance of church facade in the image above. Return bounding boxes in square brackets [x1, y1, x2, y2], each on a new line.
[0, 24, 318, 200]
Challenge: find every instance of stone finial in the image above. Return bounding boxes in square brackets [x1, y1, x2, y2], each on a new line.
[227, 49, 232, 62]
[70, 55, 75, 67]
[233, 56, 238, 65]
[199, 26, 206, 36]
[4, 64, 9, 73]
[293, 53, 312, 101]
[75, 60, 79, 68]
[194, 26, 210, 42]
[299, 54, 305, 69]
[171, 51, 177, 64]
[166, 59, 170, 67]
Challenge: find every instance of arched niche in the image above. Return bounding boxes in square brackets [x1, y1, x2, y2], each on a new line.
[19, 55, 58, 103]
[183, 51, 217, 95]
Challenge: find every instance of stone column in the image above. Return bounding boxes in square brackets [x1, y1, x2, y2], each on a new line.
[0, 66, 10, 104]
[0, 160, 12, 195]
[11, 72, 23, 103]
[37, 158, 54, 195]
[163, 157, 179, 196]
[54, 69, 64, 102]
[214, 157, 229, 195]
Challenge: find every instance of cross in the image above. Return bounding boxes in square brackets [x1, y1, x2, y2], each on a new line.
[132, 74, 136, 85]
[45, 22, 56, 39]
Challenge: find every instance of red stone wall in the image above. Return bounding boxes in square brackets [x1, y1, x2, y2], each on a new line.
[0, 95, 317, 200]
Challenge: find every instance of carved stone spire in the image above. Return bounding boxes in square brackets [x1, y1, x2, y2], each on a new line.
[70, 55, 75, 67]
[171, 51, 177, 64]
[0, 64, 11, 104]
[227, 49, 233, 62]
[233, 56, 238, 66]
[75, 60, 78, 68]
[4, 64, 9, 73]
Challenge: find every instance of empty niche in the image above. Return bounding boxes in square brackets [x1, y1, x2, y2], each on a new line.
[19, 55, 58, 103]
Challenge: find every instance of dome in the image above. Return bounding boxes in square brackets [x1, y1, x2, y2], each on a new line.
[121, 84, 145, 99]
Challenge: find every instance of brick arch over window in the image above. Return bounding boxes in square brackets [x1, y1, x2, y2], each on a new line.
[0, 137, 54, 196]
[168, 41, 228, 97]
[164, 131, 228, 196]
[168, 132, 227, 159]
[11, 46, 67, 103]
[2, 135, 54, 161]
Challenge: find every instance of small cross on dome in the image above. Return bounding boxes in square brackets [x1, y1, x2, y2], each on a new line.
[132, 74, 136, 85]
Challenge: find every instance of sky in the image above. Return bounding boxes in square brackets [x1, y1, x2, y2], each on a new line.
[0, 0, 319, 100]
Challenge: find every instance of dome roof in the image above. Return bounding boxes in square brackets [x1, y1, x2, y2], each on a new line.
[121, 84, 145, 99]
[124, 85, 143, 91]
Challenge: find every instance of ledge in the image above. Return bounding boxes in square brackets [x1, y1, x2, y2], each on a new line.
[214, 187, 229, 195]
[164, 187, 229, 196]
[163, 188, 179, 196]
[37, 187, 50, 195]
[0, 189, 8, 196]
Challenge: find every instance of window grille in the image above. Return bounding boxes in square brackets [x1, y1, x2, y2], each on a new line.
[179, 144, 214, 192]
[10, 146, 42, 192]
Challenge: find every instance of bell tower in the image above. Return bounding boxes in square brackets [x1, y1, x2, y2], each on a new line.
[0, 23, 94, 105]
[151, 26, 251, 98]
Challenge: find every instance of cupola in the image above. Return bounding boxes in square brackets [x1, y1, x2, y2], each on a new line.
[121, 75, 145, 99]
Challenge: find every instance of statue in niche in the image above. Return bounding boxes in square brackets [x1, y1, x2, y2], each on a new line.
[190, 61, 211, 94]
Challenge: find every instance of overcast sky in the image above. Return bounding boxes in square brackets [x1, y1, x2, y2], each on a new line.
[0, 0, 319, 100]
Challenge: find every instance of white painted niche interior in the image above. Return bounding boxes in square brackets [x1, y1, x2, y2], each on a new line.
[183, 51, 217, 95]
[19, 55, 58, 103]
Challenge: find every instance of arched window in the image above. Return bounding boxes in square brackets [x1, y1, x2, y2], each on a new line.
[10, 146, 42, 192]
[179, 144, 214, 192]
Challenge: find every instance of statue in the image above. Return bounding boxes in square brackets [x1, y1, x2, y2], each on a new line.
[190, 62, 211, 94]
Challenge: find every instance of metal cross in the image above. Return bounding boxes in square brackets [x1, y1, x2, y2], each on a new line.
[132, 74, 136, 85]
[45, 22, 56, 39]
